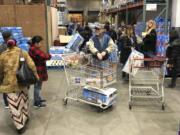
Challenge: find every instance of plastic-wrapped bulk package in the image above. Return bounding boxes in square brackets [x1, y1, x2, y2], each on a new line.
[18, 43, 30, 51]
[155, 17, 169, 56]
[0, 27, 24, 45]
[0, 33, 4, 45]
[49, 46, 65, 61]
[20, 37, 31, 44]
[66, 33, 84, 52]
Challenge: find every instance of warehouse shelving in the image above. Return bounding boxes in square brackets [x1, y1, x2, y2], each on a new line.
[102, 0, 169, 31]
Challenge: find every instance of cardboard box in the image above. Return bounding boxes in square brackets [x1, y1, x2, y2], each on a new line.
[82, 86, 117, 106]
[58, 27, 67, 35]
[59, 35, 72, 44]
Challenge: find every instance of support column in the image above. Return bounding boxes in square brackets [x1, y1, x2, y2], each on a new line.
[171, 0, 180, 27]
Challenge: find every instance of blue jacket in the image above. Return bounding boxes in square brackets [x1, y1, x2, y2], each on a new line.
[91, 34, 111, 53]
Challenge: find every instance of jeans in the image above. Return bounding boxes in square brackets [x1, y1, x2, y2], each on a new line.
[3, 93, 8, 106]
[34, 81, 42, 105]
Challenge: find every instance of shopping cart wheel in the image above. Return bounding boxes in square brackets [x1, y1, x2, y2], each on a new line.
[63, 98, 68, 105]
[108, 105, 113, 111]
[97, 108, 104, 113]
[97, 104, 108, 113]
[162, 104, 165, 110]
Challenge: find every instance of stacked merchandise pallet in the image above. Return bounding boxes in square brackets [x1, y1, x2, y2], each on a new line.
[46, 46, 66, 70]
[0, 27, 31, 51]
[155, 17, 169, 57]
[134, 22, 146, 37]
[47, 33, 84, 70]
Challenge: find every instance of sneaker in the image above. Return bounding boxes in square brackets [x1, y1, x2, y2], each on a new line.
[33, 103, 46, 108]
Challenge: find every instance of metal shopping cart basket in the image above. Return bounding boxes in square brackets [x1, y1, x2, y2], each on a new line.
[128, 57, 168, 110]
[62, 53, 118, 110]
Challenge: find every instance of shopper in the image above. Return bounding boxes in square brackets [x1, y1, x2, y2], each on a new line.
[68, 20, 76, 35]
[79, 22, 93, 52]
[0, 31, 12, 109]
[87, 23, 115, 60]
[120, 26, 135, 81]
[104, 23, 117, 43]
[166, 30, 180, 88]
[142, 20, 157, 57]
[29, 36, 51, 108]
[117, 26, 125, 53]
[0, 39, 38, 134]
[76, 22, 84, 33]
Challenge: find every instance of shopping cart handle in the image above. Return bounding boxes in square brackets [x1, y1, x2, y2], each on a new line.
[133, 57, 168, 61]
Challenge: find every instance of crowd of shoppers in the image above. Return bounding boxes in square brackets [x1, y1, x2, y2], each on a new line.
[0, 20, 180, 134]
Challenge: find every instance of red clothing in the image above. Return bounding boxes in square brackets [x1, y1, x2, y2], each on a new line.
[29, 45, 51, 81]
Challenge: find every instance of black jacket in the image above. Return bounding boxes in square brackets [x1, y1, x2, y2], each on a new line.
[105, 29, 117, 42]
[166, 38, 180, 72]
[120, 36, 133, 64]
[143, 29, 157, 54]
[79, 27, 92, 51]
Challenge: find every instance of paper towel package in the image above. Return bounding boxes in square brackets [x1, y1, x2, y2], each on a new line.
[66, 33, 84, 52]
[82, 86, 117, 106]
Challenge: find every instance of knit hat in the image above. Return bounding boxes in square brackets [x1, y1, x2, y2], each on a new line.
[7, 39, 17, 47]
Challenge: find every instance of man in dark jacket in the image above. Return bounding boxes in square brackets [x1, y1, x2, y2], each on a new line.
[0, 31, 12, 108]
[79, 23, 93, 52]
[29, 36, 51, 107]
[166, 30, 180, 88]
[0, 31, 11, 53]
[104, 24, 117, 43]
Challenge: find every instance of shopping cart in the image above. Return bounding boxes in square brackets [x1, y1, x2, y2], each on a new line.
[62, 53, 118, 110]
[128, 57, 168, 110]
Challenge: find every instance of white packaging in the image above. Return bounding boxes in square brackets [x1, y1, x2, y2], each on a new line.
[122, 50, 144, 76]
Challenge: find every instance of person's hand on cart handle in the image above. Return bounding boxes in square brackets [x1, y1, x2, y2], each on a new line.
[101, 51, 107, 57]
[97, 53, 103, 60]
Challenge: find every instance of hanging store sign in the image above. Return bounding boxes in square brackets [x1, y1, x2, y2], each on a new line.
[146, 4, 157, 11]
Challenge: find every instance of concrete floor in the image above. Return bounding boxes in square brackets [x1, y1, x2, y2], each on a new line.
[0, 70, 180, 135]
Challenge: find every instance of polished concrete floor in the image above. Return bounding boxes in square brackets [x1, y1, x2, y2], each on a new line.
[0, 70, 180, 135]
